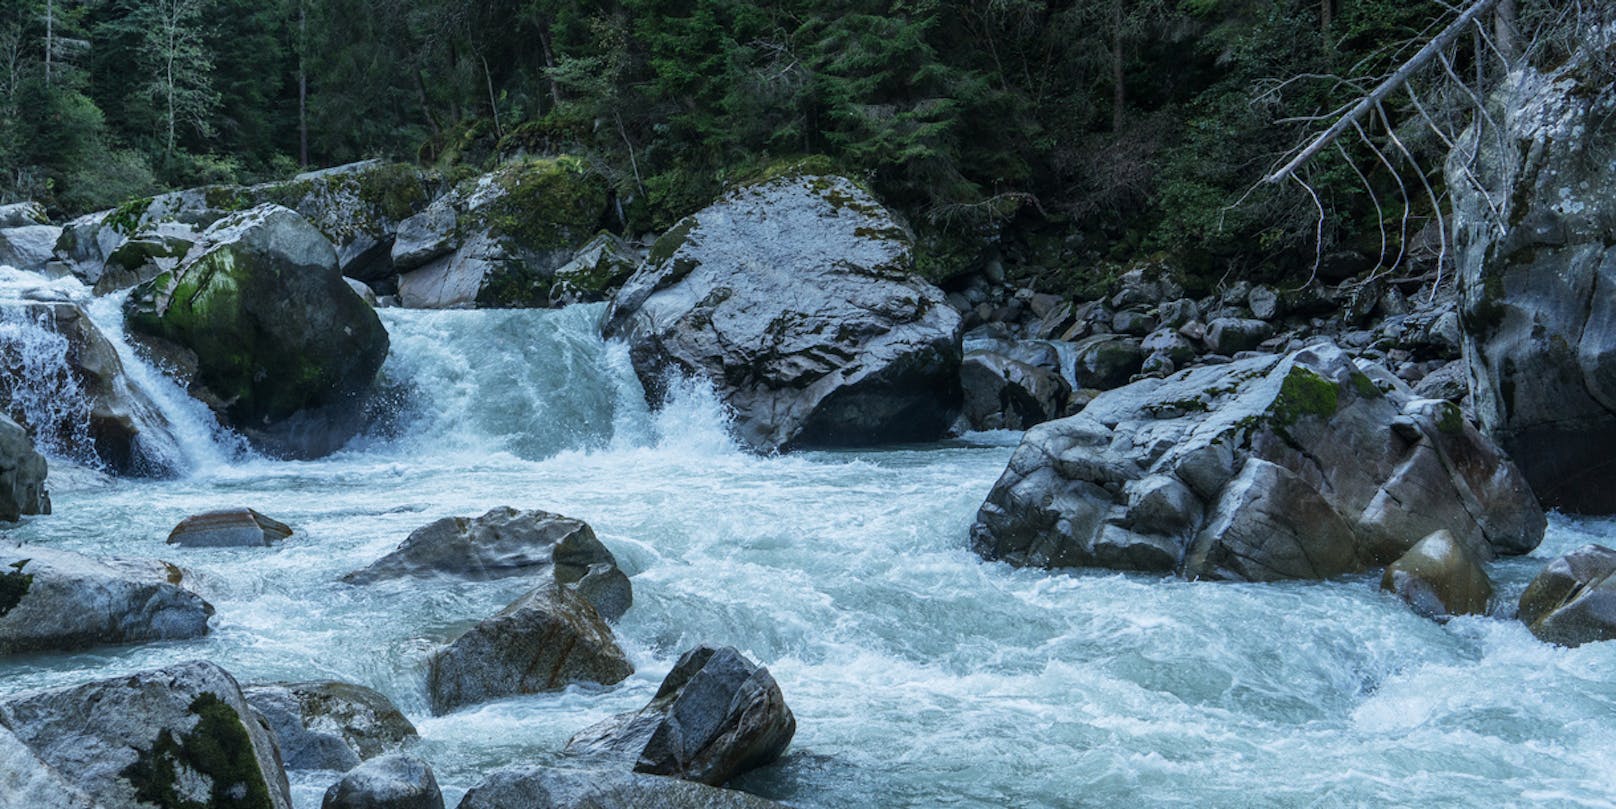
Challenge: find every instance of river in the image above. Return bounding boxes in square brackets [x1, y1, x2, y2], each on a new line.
[2, 270, 1614, 808]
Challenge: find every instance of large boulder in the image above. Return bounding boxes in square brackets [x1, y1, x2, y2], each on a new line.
[459, 767, 788, 809]
[125, 204, 391, 458]
[603, 173, 963, 452]
[970, 342, 1545, 581]
[0, 660, 293, 809]
[426, 583, 632, 715]
[51, 209, 125, 285]
[394, 157, 608, 308]
[1380, 529, 1493, 620]
[1518, 544, 1616, 647]
[322, 754, 443, 809]
[0, 415, 48, 521]
[0, 225, 61, 272]
[343, 507, 630, 622]
[243, 680, 417, 772]
[1, 290, 184, 476]
[565, 645, 794, 787]
[1449, 40, 1616, 512]
[167, 508, 294, 548]
[0, 545, 212, 655]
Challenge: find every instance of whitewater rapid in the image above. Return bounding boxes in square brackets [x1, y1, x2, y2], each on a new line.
[2, 276, 1615, 808]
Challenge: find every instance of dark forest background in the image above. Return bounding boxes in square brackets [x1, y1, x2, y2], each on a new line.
[0, 0, 1574, 283]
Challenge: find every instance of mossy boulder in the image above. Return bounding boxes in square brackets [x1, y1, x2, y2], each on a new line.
[124, 204, 390, 459]
[0, 201, 48, 229]
[1450, 40, 1616, 512]
[0, 660, 292, 809]
[94, 223, 197, 295]
[602, 172, 963, 452]
[395, 157, 610, 308]
[0, 414, 48, 522]
[255, 160, 439, 281]
[970, 341, 1545, 581]
[1380, 529, 1494, 620]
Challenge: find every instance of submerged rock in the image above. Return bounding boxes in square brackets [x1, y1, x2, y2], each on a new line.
[1450, 39, 1616, 512]
[394, 157, 608, 308]
[0, 415, 48, 521]
[970, 342, 1544, 581]
[342, 506, 631, 621]
[322, 754, 443, 809]
[167, 508, 294, 548]
[1380, 529, 1493, 619]
[565, 644, 795, 787]
[244, 680, 417, 772]
[0, 659, 293, 809]
[603, 172, 962, 452]
[1518, 544, 1616, 647]
[458, 766, 788, 809]
[0, 545, 212, 654]
[0, 293, 183, 476]
[125, 204, 391, 459]
[426, 583, 632, 714]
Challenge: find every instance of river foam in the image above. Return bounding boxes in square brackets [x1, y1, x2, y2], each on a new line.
[2, 288, 1614, 808]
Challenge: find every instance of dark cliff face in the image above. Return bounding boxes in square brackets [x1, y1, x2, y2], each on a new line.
[1449, 36, 1616, 513]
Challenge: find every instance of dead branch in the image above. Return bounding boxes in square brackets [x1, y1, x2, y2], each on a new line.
[1263, 0, 1502, 185]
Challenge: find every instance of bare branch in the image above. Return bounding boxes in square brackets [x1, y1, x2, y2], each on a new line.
[1263, 0, 1502, 185]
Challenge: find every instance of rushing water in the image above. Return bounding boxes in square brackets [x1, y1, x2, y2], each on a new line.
[2, 270, 1616, 808]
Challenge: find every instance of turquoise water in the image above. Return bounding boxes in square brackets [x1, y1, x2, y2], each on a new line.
[1, 289, 1613, 808]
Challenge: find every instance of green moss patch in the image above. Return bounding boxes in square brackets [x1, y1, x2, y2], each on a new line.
[1272, 366, 1340, 426]
[484, 156, 608, 251]
[123, 693, 275, 809]
[106, 197, 155, 236]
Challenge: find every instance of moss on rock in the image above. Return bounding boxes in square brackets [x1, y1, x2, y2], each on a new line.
[123, 693, 276, 809]
[1272, 366, 1340, 426]
[482, 156, 608, 251]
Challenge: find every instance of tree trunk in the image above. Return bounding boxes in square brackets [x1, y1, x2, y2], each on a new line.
[43, 0, 52, 85]
[1494, 0, 1520, 65]
[1111, 0, 1124, 132]
[298, 0, 308, 167]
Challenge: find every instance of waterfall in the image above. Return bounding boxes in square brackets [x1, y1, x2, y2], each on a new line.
[0, 266, 243, 476]
[363, 304, 736, 461]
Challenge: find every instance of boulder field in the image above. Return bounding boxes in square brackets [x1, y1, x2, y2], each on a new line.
[969, 341, 1544, 581]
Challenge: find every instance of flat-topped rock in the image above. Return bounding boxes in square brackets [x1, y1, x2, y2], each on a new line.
[167, 508, 293, 548]
[0, 545, 212, 655]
